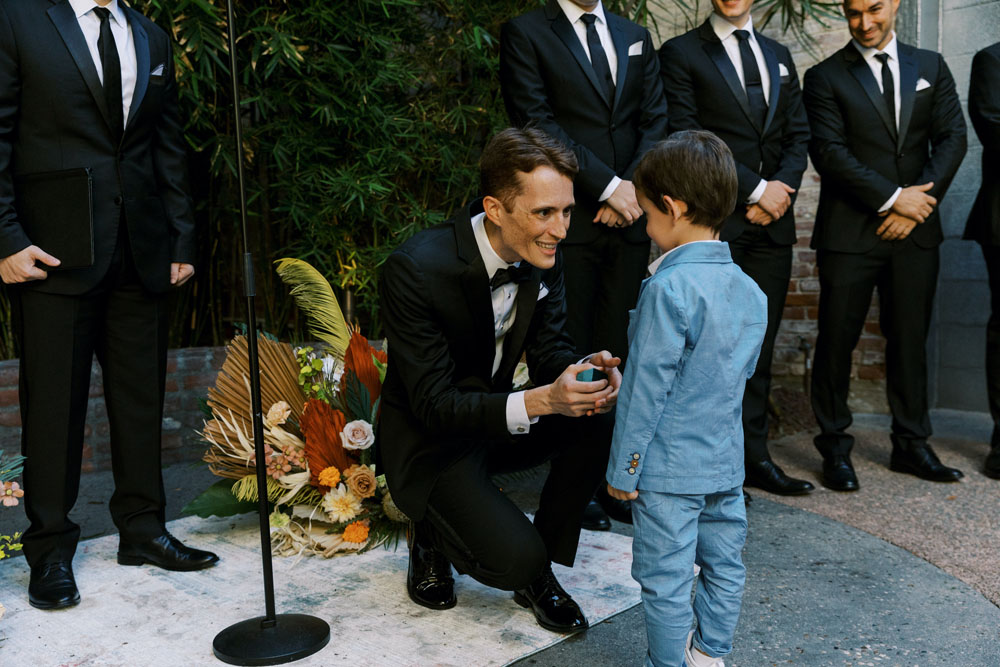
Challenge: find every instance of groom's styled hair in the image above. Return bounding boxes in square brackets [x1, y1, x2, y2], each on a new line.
[480, 127, 578, 210]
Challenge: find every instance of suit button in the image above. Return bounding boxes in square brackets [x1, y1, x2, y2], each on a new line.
[114, 195, 123, 205]
[610, 123, 616, 131]
[897, 153, 904, 158]
[632, 453, 640, 460]
[628, 467, 636, 474]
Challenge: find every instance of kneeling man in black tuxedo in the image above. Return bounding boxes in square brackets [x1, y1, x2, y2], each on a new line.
[378, 128, 622, 633]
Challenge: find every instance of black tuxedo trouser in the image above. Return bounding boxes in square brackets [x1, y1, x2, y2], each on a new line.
[560, 229, 650, 363]
[980, 244, 1000, 444]
[13, 227, 169, 568]
[811, 239, 938, 457]
[419, 410, 613, 591]
[727, 228, 792, 465]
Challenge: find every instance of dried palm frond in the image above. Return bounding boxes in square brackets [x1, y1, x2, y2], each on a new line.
[301, 399, 351, 488]
[341, 329, 387, 411]
[202, 410, 256, 479]
[274, 258, 351, 358]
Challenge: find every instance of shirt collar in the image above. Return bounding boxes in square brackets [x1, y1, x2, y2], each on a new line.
[710, 11, 755, 42]
[471, 212, 519, 280]
[69, 0, 126, 25]
[648, 240, 723, 274]
[853, 32, 898, 64]
[557, 0, 608, 28]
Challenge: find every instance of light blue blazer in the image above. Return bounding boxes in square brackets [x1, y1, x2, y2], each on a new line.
[607, 241, 767, 495]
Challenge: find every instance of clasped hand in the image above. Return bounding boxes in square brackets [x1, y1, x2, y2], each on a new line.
[595, 180, 642, 228]
[525, 350, 622, 418]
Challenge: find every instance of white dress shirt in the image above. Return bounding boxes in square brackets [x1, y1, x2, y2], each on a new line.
[471, 212, 537, 435]
[710, 12, 770, 204]
[854, 33, 903, 213]
[68, 0, 137, 126]
[557, 0, 622, 202]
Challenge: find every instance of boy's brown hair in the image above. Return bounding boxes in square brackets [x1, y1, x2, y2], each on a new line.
[633, 130, 738, 232]
[480, 127, 579, 210]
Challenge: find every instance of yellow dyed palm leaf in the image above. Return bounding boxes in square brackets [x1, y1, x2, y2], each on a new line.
[274, 258, 351, 358]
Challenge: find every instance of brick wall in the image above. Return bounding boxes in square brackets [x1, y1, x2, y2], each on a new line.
[0, 347, 226, 473]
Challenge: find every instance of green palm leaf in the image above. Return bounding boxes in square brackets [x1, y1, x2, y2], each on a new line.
[274, 257, 351, 358]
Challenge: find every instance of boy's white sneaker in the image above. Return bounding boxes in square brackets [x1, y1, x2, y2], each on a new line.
[685, 631, 725, 667]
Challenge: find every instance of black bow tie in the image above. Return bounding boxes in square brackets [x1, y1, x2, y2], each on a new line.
[490, 263, 531, 290]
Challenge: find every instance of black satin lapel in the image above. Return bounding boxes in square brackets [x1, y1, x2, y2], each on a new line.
[609, 16, 629, 112]
[127, 11, 149, 129]
[703, 40, 754, 127]
[848, 55, 896, 141]
[460, 258, 498, 378]
[551, 12, 611, 107]
[760, 39, 781, 135]
[495, 269, 540, 383]
[47, 2, 112, 130]
[896, 48, 918, 152]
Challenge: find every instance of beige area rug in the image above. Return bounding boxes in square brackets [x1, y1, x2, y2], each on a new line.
[761, 426, 1000, 607]
[0, 514, 640, 665]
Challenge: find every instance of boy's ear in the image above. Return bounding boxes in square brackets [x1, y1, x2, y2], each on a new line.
[661, 195, 687, 221]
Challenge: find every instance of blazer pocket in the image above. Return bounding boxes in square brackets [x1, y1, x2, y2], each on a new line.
[149, 73, 166, 86]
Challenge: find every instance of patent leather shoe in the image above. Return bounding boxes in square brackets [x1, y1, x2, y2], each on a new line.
[595, 487, 633, 525]
[890, 443, 963, 482]
[822, 455, 859, 491]
[986, 442, 1000, 480]
[745, 460, 814, 495]
[580, 498, 611, 531]
[28, 561, 80, 610]
[406, 523, 456, 610]
[118, 531, 220, 571]
[513, 564, 588, 634]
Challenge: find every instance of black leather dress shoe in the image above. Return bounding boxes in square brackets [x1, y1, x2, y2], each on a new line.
[890, 443, 963, 482]
[406, 524, 456, 610]
[595, 487, 633, 525]
[822, 455, 859, 491]
[514, 565, 588, 634]
[118, 532, 219, 571]
[580, 498, 611, 531]
[745, 460, 815, 496]
[986, 442, 1000, 480]
[28, 561, 80, 610]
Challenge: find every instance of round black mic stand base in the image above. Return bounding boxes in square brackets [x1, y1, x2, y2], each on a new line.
[213, 613, 331, 666]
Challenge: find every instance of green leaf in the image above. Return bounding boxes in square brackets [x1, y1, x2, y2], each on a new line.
[182, 479, 257, 518]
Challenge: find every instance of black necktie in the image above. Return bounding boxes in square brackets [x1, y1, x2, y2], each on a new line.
[734, 30, 767, 130]
[94, 7, 123, 142]
[490, 263, 531, 290]
[581, 14, 615, 102]
[875, 52, 897, 135]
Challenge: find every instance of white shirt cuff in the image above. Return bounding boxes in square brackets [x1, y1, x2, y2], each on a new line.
[746, 179, 767, 205]
[879, 187, 902, 214]
[506, 391, 538, 435]
[598, 176, 622, 202]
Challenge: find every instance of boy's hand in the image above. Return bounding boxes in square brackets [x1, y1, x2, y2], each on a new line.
[607, 483, 638, 501]
[585, 350, 622, 415]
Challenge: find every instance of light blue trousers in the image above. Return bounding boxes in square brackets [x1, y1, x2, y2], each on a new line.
[631, 486, 747, 667]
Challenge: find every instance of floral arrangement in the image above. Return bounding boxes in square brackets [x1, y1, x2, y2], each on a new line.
[185, 259, 407, 557]
[0, 449, 25, 561]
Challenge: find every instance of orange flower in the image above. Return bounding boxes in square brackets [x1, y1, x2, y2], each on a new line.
[342, 520, 370, 544]
[317, 466, 341, 488]
[300, 399, 351, 490]
[341, 329, 387, 410]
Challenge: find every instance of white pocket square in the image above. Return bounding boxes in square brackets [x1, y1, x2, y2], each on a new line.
[916, 77, 931, 91]
[778, 63, 789, 77]
[628, 40, 643, 57]
[537, 283, 550, 300]
[150, 64, 164, 76]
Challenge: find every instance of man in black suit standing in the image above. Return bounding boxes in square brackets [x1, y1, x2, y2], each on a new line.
[658, 0, 814, 497]
[0, 0, 218, 610]
[499, 0, 668, 527]
[963, 41, 1000, 480]
[803, 0, 967, 490]
[379, 128, 622, 634]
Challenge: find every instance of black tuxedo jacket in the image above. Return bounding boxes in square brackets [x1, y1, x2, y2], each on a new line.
[377, 201, 578, 520]
[499, 0, 668, 244]
[803, 41, 966, 253]
[963, 42, 1000, 246]
[0, 0, 194, 295]
[658, 20, 809, 245]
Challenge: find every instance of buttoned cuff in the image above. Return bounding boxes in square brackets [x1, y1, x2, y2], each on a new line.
[598, 176, 622, 203]
[606, 450, 643, 492]
[506, 391, 538, 435]
[746, 179, 767, 205]
[879, 187, 902, 214]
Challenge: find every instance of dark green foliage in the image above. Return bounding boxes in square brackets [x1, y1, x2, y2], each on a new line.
[181, 478, 256, 518]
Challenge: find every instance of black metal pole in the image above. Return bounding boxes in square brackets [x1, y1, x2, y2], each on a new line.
[213, 1, 329, 663]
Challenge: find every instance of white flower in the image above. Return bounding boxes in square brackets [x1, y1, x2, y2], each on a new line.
[321, 484, 362, 523]
[264, 401, 291, 428]
[321, 355, 343, 383]
[341, 419, 374, 450]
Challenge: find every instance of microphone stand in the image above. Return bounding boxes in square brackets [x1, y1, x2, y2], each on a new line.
[212, 1, 330, 663]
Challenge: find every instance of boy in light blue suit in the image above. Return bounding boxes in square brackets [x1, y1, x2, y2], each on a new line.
[607, 131, 767, 667]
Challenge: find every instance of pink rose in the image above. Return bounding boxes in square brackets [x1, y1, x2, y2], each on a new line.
[341, 420, 374, 450]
